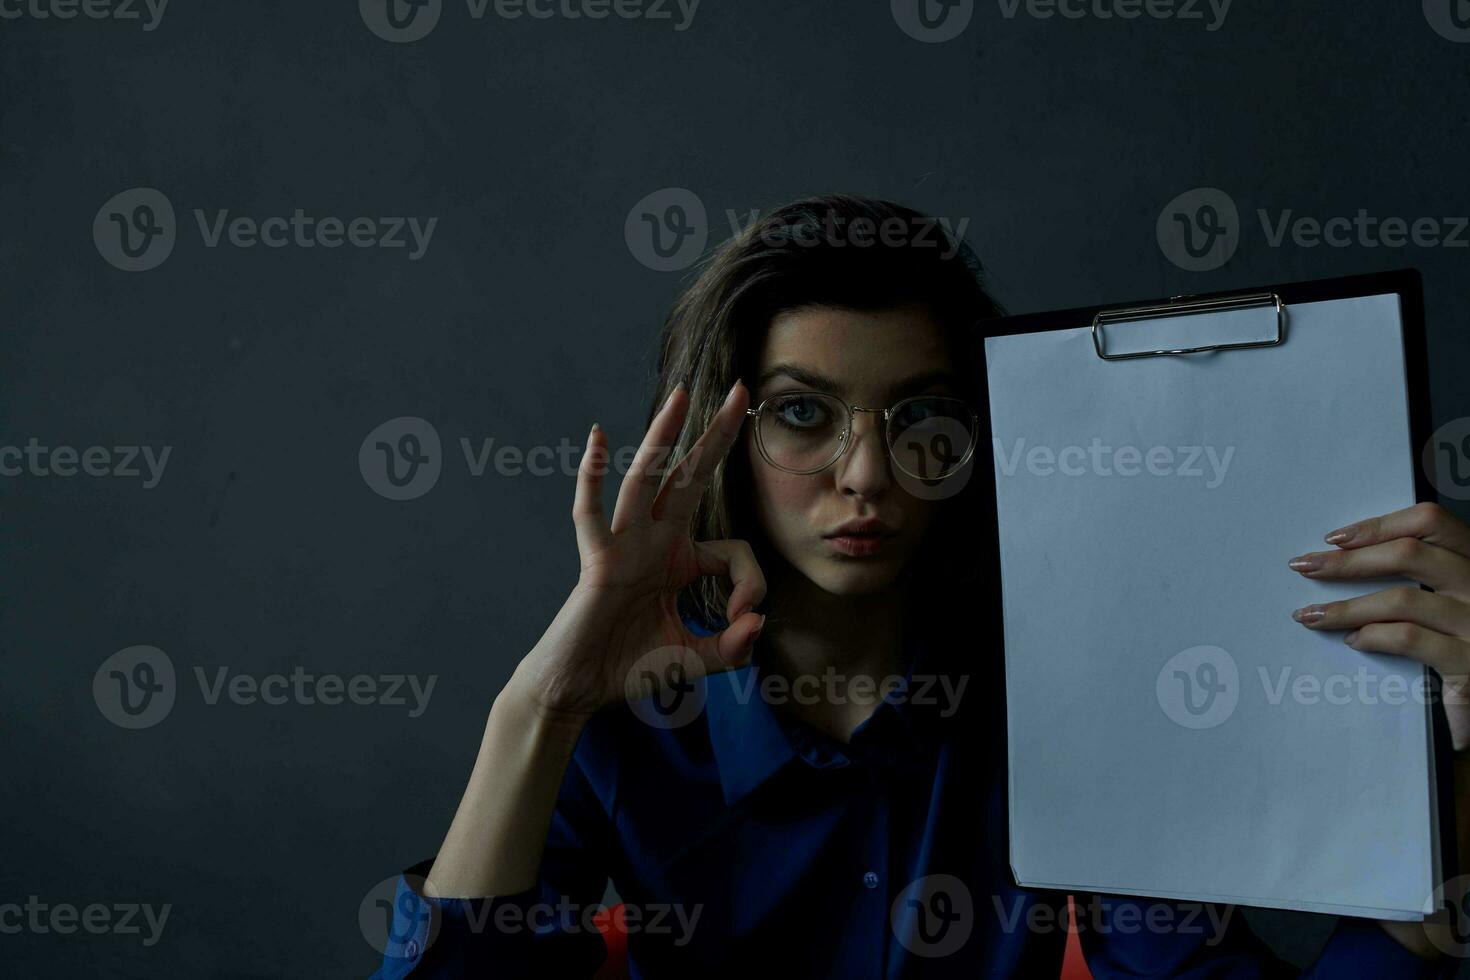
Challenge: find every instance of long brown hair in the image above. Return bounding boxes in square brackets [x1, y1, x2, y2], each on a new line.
[647, 194, 1005, 648]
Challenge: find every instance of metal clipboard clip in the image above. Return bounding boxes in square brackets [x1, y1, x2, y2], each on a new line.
[1091, 290, 1287, 361]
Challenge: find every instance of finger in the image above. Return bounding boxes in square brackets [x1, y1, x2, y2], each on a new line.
[610, 383, 689, 534]
[689, 610, 766, 671]
[650, 379, 749, 527]
[572, 422, 612, 557]
[1341, 621, 1469, 676]
[1324, 501, 1470, 562]
[1287, 536, 1470, 596]
[1292, 585, 1470, 639]
[691, 538, 768, 624]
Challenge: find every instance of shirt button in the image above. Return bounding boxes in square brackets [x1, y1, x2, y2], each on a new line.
[863, 871, 879, 889]
[405, 939, 420, 958]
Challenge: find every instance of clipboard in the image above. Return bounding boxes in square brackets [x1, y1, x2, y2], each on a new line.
[976, 269, 1456, 920]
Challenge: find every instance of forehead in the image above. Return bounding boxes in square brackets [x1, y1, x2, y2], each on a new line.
[757, 304, 954, 395]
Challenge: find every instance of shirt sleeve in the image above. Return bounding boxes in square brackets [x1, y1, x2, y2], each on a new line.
[1076, 894, 1457, 979]
[370, 740, 619, 979]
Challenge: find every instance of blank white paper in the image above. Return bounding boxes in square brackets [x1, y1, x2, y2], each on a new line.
[985, 293, 1439, 920]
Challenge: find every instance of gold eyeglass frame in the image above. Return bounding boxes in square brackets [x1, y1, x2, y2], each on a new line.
[743, 390, 980, 480]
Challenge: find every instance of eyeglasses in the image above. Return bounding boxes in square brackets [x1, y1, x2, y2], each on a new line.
[744, 390, 979, 480]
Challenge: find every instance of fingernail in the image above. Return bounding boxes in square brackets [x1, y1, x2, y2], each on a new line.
[664, 385, 682, 410]
[1288, 554, 1323, 573]
[1292, 604, 1326, 625]
[1325, 524, 1357, 546]
[1343, 630, 1359, 646]
[589, 421, 600, 437]
[751, 614, 766, 641]
[724, 379, 743, 406]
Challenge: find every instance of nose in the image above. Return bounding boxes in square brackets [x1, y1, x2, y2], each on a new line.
[834, 409, 890, 499]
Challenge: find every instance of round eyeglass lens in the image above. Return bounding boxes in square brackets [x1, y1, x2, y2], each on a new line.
[886, 397, 976, 480]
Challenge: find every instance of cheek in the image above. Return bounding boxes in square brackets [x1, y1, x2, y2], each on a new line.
[746, 440, 820, 534]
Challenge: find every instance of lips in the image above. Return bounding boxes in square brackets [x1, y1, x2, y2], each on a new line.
[824, 518, 897, 539]
[823, 519, 898, 557]
[826, 534, 890, 557]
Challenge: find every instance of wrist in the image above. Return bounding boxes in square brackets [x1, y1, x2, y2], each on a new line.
[499, 659, 596, 749]
[1375, 918, 1445, 962]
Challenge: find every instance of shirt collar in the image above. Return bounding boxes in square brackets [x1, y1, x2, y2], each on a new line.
[702, 628, 948, 808]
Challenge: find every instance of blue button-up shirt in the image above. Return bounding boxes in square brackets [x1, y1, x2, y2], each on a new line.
[371, 612, 1454, 978]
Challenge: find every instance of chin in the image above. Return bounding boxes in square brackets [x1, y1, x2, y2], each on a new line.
[804, 558, 906, 596]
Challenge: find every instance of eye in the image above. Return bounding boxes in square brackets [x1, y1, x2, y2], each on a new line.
[770, 394, 835, 430]
[893, 398, 941, 427]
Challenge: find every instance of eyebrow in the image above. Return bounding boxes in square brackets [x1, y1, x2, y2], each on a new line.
[754, 364, 961, 401]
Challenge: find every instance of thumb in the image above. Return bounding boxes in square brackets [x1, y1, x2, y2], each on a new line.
[692, 611, 765, 672]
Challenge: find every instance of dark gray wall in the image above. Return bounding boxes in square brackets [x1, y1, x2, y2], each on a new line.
[4, 0, 1469, 975]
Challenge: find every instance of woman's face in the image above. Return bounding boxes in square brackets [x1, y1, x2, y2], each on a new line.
[744, 303, 959, 597]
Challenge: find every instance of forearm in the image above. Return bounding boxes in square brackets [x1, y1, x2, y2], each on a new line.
[422, 664, 590, 899]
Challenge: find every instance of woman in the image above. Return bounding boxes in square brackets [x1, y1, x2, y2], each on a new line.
[372, 196, 1470, 977]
